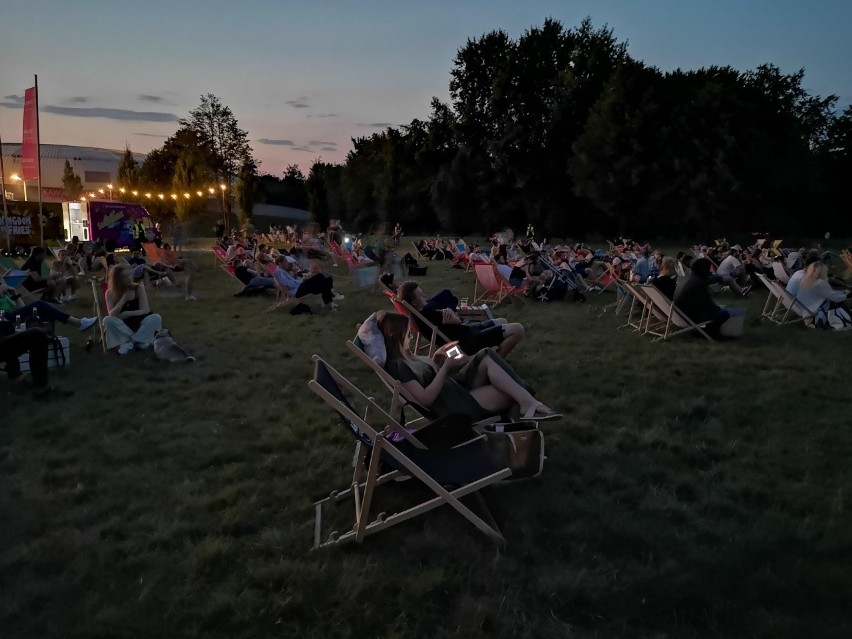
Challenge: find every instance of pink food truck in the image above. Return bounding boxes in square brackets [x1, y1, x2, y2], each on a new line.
[62, 200, 153, 247]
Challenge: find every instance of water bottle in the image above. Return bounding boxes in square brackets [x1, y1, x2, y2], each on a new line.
[32, 307, 39, 322]
[0, 310, 5, 323]
[15, 317, 24, 332]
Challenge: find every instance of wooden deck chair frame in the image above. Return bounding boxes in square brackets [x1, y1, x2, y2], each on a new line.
[756, 274, 813, 326]
[640, 285, 714, 341]
[472, 263, 526, 307]
[620, 281, 664, 333]
[308, 355, 510, 548]
[401, 299, 453, 357]
[91, 280, 107, 352]
[383, 290, 431, 356]
[411, 241, 429, 261]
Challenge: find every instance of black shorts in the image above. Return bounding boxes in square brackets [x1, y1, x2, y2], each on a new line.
[461, 320, 503, 353]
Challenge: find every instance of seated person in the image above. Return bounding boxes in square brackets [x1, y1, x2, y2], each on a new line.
[650, 257, 678, 300]
[273, 257, 343, 309]
[785, 251, 822, 297]
[632, 250, 651, 284]
[795, 261, 851, 326]
[0, 282, 97, 331]
[50, 250, 81, 302]
[673, 258, 745, 338]
[20, 247, 66, 303]
[104, 264, 163, 355]
[153, 243, 196, 301]
[398, 281, 525, 357]
[378, 311, 559, 422]
[233, 256, 277, 296]
[493, 254, 526, 288]
[0, 321, 74, 399]
[65, 236, 85, 274]
[716, 249, 752, 297]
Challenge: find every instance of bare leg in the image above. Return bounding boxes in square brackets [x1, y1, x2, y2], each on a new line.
[497, 323, 524, 357]
[465, 354, 550, 416]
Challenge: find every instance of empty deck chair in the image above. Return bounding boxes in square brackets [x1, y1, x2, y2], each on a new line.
[308, 356, 511, 548]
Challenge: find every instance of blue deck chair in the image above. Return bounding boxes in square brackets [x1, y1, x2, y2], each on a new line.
[308, 356, 511, 548]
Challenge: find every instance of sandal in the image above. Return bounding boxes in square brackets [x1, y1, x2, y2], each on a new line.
[519, 402, 562, 422]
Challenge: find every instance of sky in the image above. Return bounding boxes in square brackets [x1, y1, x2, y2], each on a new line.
[1, 0, 850, 176]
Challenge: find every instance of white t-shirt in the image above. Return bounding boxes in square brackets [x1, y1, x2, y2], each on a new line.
[717, 255, 741, 278]
[796, 279, 846, 313]
[785, 269, 806, 297]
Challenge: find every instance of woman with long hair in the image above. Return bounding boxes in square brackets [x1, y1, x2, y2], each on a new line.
[796, 261, 851, 329]
[104, 264, 162, 355]
[378, 311, 559, 422]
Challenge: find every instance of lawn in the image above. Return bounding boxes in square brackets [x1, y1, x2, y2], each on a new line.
[2, 241, 850, 639]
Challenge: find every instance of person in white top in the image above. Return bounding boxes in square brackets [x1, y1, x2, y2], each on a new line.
[716, 249, 751, 297]
[795, 262, 850, 314]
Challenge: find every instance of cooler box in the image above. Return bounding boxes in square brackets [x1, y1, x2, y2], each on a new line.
[19, 336, 70, 373]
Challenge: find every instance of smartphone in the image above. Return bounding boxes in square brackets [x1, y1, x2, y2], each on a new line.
[445, 345, 463, 359]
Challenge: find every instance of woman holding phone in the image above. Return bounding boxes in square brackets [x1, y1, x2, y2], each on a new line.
[377, 311, 560, 422]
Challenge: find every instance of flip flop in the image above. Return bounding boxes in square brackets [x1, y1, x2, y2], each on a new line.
[519, 402, 562, 422]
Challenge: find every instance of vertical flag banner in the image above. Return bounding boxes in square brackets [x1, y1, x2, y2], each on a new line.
[22, 86, 40, 181]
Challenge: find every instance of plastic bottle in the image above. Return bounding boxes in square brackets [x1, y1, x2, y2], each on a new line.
[0, 310, 6, 323]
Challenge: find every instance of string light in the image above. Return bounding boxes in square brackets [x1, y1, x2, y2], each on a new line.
[85, 184, 227, 201]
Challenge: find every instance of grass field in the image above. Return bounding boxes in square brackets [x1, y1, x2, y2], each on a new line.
[2, 241, 851, 639]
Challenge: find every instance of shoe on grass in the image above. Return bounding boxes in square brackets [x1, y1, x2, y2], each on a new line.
[186, 295, 197, 301]
[117, 342, 135, 355]
[79, 317, 97, 332]
[333, 292, 345, 301]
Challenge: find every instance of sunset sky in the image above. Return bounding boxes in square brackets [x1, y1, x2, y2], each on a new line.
[1, 0, 850, 176]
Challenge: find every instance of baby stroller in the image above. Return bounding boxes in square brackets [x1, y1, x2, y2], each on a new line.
[529, 252, 586, 303]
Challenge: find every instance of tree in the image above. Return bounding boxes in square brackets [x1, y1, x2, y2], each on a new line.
[234, 158, 260, 224]
[116, 147, 139, 192]
[179, 94, 257, 217]
[61, 160, 83, 201]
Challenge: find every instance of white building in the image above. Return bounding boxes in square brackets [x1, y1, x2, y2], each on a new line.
[1, 143, 145, 202]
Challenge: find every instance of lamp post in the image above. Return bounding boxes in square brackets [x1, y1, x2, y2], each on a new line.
[107, 183, 113, 199]
[11, 174, 27, 201]
[219, 183, 228, 232]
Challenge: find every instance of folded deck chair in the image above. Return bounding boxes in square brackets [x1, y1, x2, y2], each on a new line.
[309, 356, 511, 548]
[640, 285, 714, 341]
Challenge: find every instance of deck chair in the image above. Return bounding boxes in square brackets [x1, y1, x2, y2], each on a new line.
[383, 290, 434, 356]
[91, 280, 107, 352]
[308, 355, 510, 548]
[401, 299, 454, 356]
[411, 241, 429, 260]
[640, 285, 714, 341]
[341, 250, 380, 289]
[620, 281, 665, 334]
[756, 274, 813, 326]
[472, 263, 526, 306]
[142, 242, 164, 264]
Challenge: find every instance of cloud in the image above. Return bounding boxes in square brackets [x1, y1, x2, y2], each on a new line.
[43, 105, 178, 122]
[257, 138, 295, 146]
[319, 146, 337, 152]
[0, 99, 178, 122]
[285, 97, 310, 108]
[133, 132, 168, 138]
[69, 96, 88, 104]
[292, 146, 312, 152]
[138, 94, 164, 103]
[309, 140, 336, 146]
[358, 122, 393, 128]
[311, 113, 337, 118]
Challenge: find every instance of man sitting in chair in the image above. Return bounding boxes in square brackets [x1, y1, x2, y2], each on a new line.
[398, 281, 524, 357]
[273, 257, 344, 311]
[674, 258, 746, 339]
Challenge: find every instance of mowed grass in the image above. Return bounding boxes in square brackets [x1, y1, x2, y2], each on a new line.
[2, 241, 851, 639]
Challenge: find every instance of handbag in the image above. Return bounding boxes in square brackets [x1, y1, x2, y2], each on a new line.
[483, 423, 545, 479]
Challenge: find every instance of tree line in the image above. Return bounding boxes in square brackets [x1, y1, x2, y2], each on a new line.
[305, 18, 851, 241]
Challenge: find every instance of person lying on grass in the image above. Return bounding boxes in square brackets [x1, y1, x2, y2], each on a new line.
[377, 310, 560, 422]
[397, 281, 525, 357]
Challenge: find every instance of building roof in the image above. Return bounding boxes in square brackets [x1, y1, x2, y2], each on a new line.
[1, 143, 146, 163]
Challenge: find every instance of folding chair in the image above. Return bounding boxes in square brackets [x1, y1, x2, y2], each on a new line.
[620, 281, 665, 333]
[383, 290, 433, 356]
[756, 274, 813, 326]
[309, 355, 510, 548]
[472, 263, 526, 306]
[91, 280, 108, 352]
[640, 285, 714, 341]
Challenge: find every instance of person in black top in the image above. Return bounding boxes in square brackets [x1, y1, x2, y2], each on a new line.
[673, 258, 742, 338]
[651, 257, 678, 300]
[0, 320, 74, 399]
[20, 247, 64, 302]
[397, 281, 525, 357]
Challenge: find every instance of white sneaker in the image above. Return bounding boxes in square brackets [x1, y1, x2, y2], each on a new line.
[117, 342, 134, 355]
[67, 294, 77, 301]
[333, 292, 345, 301]
[79, 317, 97, 332]
[326, 302, 339, 312]
[185, 295, 197, 301]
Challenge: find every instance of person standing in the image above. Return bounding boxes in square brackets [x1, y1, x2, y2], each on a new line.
[171, 218, 184, 252]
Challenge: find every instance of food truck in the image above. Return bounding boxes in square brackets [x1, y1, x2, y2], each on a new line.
[62, 200, 153, 247]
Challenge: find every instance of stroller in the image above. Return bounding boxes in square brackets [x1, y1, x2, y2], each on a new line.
[527, 251, 586, 303]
